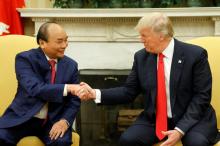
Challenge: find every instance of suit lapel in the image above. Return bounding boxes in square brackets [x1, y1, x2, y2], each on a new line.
[170, 39, 185, 109]
[146, 53, 157, 107]
[55, 58, 66, 84]
[36, 48, 66, 84]
[36, 48, 51, 83]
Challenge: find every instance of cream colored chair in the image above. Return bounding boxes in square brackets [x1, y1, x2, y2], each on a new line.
[154, 37, 220, 146]
[0, 35, 80, 146]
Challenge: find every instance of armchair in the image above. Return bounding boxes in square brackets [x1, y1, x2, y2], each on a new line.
[0, 35, 80, 146]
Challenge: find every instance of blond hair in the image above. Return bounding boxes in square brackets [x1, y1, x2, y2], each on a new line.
[135, 12, 174, 38]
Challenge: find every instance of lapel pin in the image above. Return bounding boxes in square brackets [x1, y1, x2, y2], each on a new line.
[178, 60, 182, 64]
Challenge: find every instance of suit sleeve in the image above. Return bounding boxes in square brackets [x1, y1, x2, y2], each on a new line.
[15, 53, 65, 103]
[176, 49, 212, 133]
[101, 53, 141, 105]
[60, 65, 80, 126]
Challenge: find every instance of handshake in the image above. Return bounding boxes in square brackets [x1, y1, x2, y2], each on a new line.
[67, 82, 96, 100]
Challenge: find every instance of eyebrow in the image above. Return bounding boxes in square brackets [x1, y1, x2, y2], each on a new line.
[57, 37, 68, 40]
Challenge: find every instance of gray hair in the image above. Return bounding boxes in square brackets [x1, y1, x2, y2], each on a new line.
[135, 12, 174, 38]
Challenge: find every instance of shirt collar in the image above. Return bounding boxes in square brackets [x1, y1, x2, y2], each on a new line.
[45, 54, 57, 63]
[162, 38, 174, 59]
[41, 48, 58, 63]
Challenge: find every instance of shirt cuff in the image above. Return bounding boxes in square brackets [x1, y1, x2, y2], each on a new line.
[175, 127, 185, 135]
[94, 89, 101, 103]
[61, 118, 70, 127]
[63, 84, 68, 96]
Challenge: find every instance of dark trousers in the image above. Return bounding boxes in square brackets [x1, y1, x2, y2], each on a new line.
[0, 117, 72, 146]
[119, 118, 211, 146]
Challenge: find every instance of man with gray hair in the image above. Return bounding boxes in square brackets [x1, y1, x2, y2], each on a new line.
[79, 12, 219, 146]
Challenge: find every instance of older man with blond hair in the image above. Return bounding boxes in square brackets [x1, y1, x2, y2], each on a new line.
[79, 12, 219, 146]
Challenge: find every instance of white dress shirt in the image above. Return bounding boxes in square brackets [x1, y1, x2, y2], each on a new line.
[159, 38, 174, 118]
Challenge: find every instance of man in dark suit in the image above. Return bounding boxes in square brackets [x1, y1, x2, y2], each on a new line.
[79, 12, 219, 146]
[0, 22, 82, 146]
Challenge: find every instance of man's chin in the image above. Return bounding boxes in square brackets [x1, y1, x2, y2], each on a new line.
[145, 48, 152, 52]
[144, 48, 157, 54]
[57, 54, 65, 59]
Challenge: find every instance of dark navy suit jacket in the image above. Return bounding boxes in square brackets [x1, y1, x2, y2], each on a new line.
[0, 48, 80, 128]
[100, 39, 218, 142]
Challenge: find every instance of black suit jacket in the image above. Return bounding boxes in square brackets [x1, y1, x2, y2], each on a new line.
[101, 39, 218, 142]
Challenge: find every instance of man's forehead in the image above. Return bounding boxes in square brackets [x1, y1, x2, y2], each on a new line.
[140, 27, 152, 33]
[47, 24, 66, 34]
[48, 32, 67, 40]
[56, 35, 68, 39]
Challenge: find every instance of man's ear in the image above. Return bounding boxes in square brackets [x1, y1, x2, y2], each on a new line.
[159, 33, 165, 41]
[39, 39, 46, 49]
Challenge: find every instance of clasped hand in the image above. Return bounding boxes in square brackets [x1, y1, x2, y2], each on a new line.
[67, 82, 95, 100]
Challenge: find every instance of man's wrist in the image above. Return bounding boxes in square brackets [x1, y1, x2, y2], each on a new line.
[174, 127, 184, 136]
[67, 84, 78, 95]
[60, 118, 70, 127]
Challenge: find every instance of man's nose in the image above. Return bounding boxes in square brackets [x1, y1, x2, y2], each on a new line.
[62, 41, 68, 48]
[140, 38, 145, 43]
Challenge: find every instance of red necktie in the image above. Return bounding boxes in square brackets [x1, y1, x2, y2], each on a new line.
[49, 60, 56, 84]
[156, 53, 167, 140]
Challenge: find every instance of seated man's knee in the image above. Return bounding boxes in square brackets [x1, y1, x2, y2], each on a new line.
[47, 138, 71, 146]
[119, 131, 138, 146]
[182, 132, 209, 146]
